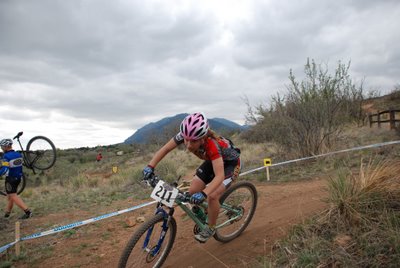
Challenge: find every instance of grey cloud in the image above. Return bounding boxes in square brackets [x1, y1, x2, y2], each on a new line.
[232, 1, 347, 69]
[230, 0, 399, 91]
[0, 0, 221, 130]
[0, 0, 217, 71]
[0, 0, 399, 148]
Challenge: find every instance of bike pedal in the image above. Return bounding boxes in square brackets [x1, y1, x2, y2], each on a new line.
[195, 238, 207, 244]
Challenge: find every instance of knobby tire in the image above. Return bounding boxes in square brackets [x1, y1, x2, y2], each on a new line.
[26, 136, 57, 170]
[214, 181, 258, 242]
[118, 213, 177, 268]
[0, 173, 26, 196]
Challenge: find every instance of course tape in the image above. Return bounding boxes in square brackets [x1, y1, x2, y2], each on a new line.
[2, 140, 400, 254]
[0, 200, 156, 254]
[239, 140, 400, 176]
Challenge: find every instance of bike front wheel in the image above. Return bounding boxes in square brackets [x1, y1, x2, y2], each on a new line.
[118, 213, 177, 268]
[26, 136, 57, 170]
[214, 181, 258, 243]
[0, 173, 27, 196]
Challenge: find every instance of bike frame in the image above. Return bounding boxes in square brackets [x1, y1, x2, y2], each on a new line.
[13, 133, 37, 174]
[118, 179, 257, 268]
[143, 196, 244, 254]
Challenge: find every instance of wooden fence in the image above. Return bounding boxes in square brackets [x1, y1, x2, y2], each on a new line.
[368, 109, 400, 129]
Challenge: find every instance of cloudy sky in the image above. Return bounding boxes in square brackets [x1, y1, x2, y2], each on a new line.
[1, 0, 399, 149]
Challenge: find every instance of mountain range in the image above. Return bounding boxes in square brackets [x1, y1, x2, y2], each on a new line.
[124, 113, 246, 144]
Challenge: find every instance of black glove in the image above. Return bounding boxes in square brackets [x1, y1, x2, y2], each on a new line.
[143, 165, 154, 180]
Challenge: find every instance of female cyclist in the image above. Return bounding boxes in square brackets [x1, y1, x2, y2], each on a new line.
[142, 112, 241, 243]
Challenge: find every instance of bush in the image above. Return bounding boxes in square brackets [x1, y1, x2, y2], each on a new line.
[269, 158, 400, 267]
[388, 84, 400, 101]
[244, 59, 364, 157]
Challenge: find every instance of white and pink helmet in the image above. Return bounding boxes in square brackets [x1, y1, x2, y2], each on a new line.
[180, 112, 209, 140]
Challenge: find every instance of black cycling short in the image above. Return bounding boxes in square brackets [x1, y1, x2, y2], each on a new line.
[195, 158, 241, 187]
[5, 176, 21, 194]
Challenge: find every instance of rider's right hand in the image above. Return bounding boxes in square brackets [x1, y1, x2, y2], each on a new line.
[142, 165, 155, 180]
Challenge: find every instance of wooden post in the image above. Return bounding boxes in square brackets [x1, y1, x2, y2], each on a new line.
[390, 110, 395, 129]
[263, 158, 272, 181]
[15, 221, 20, 256]
[368, 113, 372, 127]
[377, 111, 381, 128]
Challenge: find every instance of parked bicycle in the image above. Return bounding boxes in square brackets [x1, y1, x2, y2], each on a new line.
[118, 175, 258, 268]
[0, 131, 57, 196]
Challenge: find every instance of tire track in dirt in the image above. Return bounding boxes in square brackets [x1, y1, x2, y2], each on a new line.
[163, 179, 328, 268]
[8, 178, 327, 267]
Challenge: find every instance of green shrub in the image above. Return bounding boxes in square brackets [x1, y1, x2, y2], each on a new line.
[268, 158, 400, 267]
[243, 59, 364, 157]
[70, 174, 87, 190]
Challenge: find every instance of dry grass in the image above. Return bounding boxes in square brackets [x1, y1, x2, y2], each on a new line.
[357, 159, 400, 195]
[269, 158, 400, 267]
[323, 159, 400, 226]
[3, 135, 400, 267]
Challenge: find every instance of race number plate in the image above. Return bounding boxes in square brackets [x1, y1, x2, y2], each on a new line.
[150, 180, 178, 208]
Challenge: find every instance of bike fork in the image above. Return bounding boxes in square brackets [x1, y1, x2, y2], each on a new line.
[142, 207, 174, 257]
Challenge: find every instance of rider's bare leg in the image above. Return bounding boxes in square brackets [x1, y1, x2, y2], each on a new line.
[207, 184, 225, 226]
[188, 176, 205, 194]
[7, 193, 28, 211]
[189, 176, 225, 226]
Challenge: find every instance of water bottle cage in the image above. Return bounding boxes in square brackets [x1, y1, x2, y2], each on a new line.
[192, 205, 207, 223]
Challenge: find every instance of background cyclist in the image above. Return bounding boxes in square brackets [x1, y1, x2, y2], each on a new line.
[0, 138, 32, 219]
[143, 112, 241, 243]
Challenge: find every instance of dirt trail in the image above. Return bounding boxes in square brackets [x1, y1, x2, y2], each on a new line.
[164, 179, 327, 268]
[7, 178, 328, 268]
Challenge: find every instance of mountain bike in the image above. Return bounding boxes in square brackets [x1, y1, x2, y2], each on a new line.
[0, 131, 57, 196]
[118, 175, 258, 268]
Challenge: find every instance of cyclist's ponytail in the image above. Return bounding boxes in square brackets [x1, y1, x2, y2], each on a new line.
[206, 129, 222, 141]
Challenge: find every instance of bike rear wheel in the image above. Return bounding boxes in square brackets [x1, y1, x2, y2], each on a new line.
[214, 181, 258, 242]
[0, 173, 26, 196]
[26, 136, 56, 170]
[118, 213, 177, 268]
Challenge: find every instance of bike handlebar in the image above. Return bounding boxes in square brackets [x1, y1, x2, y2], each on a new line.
[143, 175, 159, 188]
[176, 192, 192, 203]
[143, 174, 193, 203]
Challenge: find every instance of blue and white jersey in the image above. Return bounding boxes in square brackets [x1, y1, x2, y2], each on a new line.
[0, 150, 23, 179]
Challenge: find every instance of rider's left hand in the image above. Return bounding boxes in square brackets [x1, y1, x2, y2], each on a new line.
[190, 191, 207, 204]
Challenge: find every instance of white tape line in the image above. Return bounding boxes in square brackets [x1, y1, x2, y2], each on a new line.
[239, 140, 400, 177]
[0, 241, 17, 254]
[0, 200, 157, 253]
[2, 140, 400, 254]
